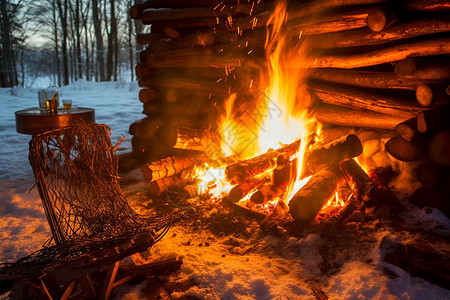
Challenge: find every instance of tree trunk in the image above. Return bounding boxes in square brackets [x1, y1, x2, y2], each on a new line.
[127, 0, 134, 81]
[0, 0, 18, 87]
[57, 0, 69, 86]
[92, 0, 105, 81]
[81, 0, 90, 81]
[111, 0, 118, 81]
[75, 0, 82, 79]
[51, 0, 61, 86]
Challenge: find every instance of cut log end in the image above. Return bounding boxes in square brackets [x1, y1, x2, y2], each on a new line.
[385, 136, 423, 162]
[415, 84, 433, 107]
[367, 8, 397, 32]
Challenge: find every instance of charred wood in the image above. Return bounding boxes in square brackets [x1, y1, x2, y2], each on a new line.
[339, 159, 400, 213]
[289, 166, 343, 224]
[303, 134, 363, 177]
[382, 232, 450, 290]
[250, 184, 283, 204]
[225, 140, 301, 184]
[228, 174, 272, 203]
[142, 154, 208, 182]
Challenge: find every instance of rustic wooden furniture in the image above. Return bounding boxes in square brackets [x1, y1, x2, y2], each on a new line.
[15, 107, 95, 135]
[0, 120, 190, 299]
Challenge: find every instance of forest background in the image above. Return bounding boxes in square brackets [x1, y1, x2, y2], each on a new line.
[0, 0, 144, 88]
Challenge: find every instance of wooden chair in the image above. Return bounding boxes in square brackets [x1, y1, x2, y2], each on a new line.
[0, 120, 190, 299]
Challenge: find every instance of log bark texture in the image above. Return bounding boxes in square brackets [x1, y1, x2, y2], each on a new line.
[311, 104, 409, 130]
[309, 16, 450, 48]
[296, 37, 450, 69]
[289, 166, 343, 223]
[309, 81, 426, 119]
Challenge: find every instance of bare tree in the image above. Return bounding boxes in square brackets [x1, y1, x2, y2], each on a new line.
[106, 0, 117, 81]
[0, 0, 19, 87]
[92, 0, 105, 81]
[80, 0, 90, 81]
[56, 0, 69, 85]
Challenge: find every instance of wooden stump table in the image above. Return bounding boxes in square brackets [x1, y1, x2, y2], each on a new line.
[15, 107, 95, 135]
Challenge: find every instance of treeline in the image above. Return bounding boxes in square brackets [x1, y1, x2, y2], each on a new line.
[0, 0, 145, 88]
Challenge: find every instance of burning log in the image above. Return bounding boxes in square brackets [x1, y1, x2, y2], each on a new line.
[303, 134, 363, 177]
[225, 140, 301, 184]
[309, 81, 425, 119]
[324, 194, 358, 225]
[339, 159, 400, 213]
[172, 126, 207, 151]
[228, 174, 271, 203]
[142, 154, 208, 182]
[148, 175, 185, 198]
[273, 153, 295, 187]
[366, 7, 397, 32]
[249, 184, 283, 204]
[311, 103, 409, 130]
[308, 69, 431, 91]
[289, 166, 344, 224]
[296, 37, 450, 69]
[309, 16, 450, 48]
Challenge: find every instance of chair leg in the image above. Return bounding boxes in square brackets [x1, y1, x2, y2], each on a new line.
[60, 280, 77, 300]
[79, 274, 96, 299]
[99, 261, 120, 300]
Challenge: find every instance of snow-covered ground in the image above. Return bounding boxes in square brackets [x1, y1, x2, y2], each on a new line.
[1, 80, 450, 299]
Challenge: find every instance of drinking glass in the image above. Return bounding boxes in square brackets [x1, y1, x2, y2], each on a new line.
[63, 99, 72, 113]
[47, 99, 58, 114]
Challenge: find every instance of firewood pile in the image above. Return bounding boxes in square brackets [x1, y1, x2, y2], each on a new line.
[129, 0, 450, 219]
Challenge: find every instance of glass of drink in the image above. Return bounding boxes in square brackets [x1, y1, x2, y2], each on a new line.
[63, 99, 72, 113]
[47, 91, 59, 114]
[47, 99, 58, 114]
[38, 90, 48, 112]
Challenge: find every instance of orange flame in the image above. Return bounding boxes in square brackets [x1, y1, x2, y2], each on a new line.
[193, 0, 321, 206]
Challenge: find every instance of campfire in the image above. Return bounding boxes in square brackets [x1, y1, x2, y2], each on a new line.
[137, 0, 410, 225]
[126, 0, 450, 295]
